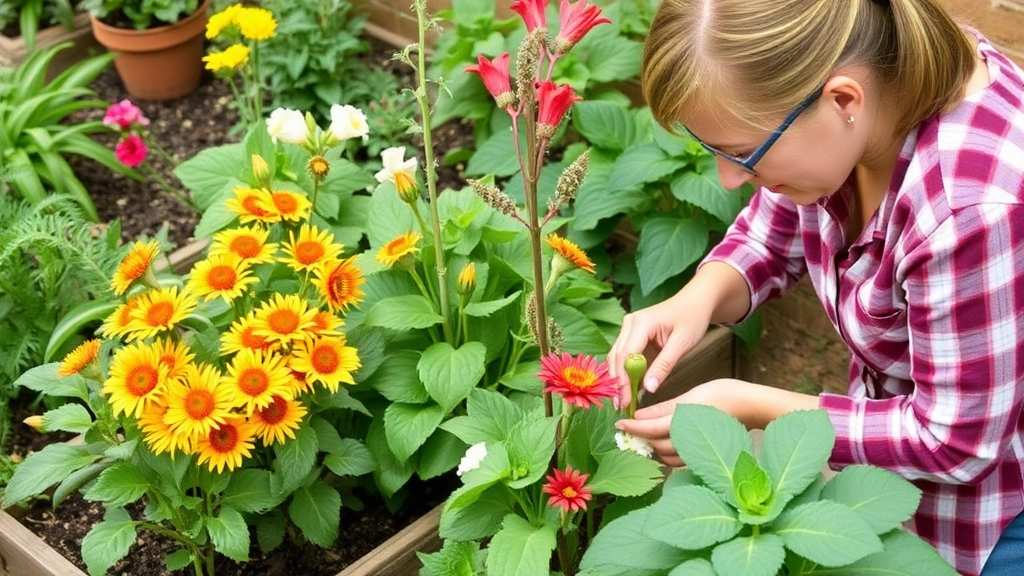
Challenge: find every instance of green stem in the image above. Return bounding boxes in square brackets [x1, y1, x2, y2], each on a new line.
[250, 41, 263, 123]
[310, 174, 321, 217]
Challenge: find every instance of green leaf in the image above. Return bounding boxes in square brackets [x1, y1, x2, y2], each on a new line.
[364, 295, 444, 330]
[274, 424, 318, 492]
[447, 443, 512, 511]
[609, 142, 683, 191]
[580, 508, 696, 571]
[41, 403, 93, 434]
[324, 438, 376, 478]
[760, 409, 834, 501]
[384, 402, 445, 464]
[14, 362, 88, 401]
[365, 349, 429, 403]
[505, 417, 559, 489]
[208, 505, 250, 562]
[81, 507, 136, 576]
[672, 164, 750, 225]
[44, 299, 118, 362]
[289, 482, 342, 548]
[174, 142, 245, 211]
[637, 217, 708, 295]
[485, 514, 557, 576]
[711, 533, 785, 576]
[774, 500, 884, 567]
[645, 485, 743, 550]
[732, 451, 773, 514]
[819, 465, 922, 535]
[367, 417, 417, 497]
[419, 540, 484, 576]
[670, 404, 753, 497]
[465, 130, 521, 177]
[569, 150, 648, 231]
[464, 290, 522, 317]
[440, 388, 524, 444]
[669, 559, 717, 576]
[588, 449, 663, 497]
[418, 342, 487, 413]
[810, 530, 960, 576]
[223, 469, 280, 513]
[165, 549, 192, 571]
[586, 33, 642, 84]
[256, 512, 286, 554]
[366, 184, 419, 248]
[83, 462, 149, 507]
[573, 101, 637, 151]
[439, 486, 514, 541]
[3, 443, 95, 506]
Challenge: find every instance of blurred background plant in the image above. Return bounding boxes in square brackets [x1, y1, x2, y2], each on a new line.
[0, 0, 78, 50]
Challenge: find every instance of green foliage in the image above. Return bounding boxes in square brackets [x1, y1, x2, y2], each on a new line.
[0, 43, 138, 220]
[579, 407, 959, 576]
[0, 0, 78, 51]
[80, 0, 199, 29]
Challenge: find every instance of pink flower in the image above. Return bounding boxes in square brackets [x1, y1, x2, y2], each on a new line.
[543, 467, 592, 512]
[535, 81, 581, 138]
[115, 134, 148, 168]
[511, 0, 547, 31]
[465, 53, 515, 110]
[538, 352, 617, 409]
[103, 99, 149, 131]
[553, 0, 611, 53]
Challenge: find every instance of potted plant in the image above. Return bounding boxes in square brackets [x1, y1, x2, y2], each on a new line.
[82, 0, 211, 100]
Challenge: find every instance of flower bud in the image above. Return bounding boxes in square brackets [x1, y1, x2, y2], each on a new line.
[266, 107, 310, 145]
[308, 155, 329, 179]
[251, 153, 271, 185]
[457, 263, 476, 296]
[555, 149, 589, 206]
[467, 178, 518, 218]
[515, 29, 547, 110]
[23, 415, 44, 432]
[624, 353, 648, 388]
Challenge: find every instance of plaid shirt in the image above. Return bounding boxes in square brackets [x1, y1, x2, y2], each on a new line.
[704, 36, 1024, 576]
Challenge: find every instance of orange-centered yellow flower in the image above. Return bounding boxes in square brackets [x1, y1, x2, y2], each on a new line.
[280, 224, 343, 273]
[111, 239, 160, 295]
[226, 186, 274, 224]
[545, 233, 595, 274]
[223, 348, 295, 414]
[102, 341, 169, 418]
[289, 335, 361, 393]
[313, 256, 365, 313]
[152, 337, 195, 381]
[221, 312, 274, 356]
[195, 416, 257, 473]
[309, 310, 344, 336]
[210, 225, 276, 266]
[252, 293, 318, 348]
[252, 395, 307, 446]
[57, 339, 101, 376]
[164, 363, 235, 440]
[187, 254, 258, 303]
[265, 190, 311, 223]
[124, 286, 198, 341]
[376, 231, 422, 267]
[139, 400, 192, 456]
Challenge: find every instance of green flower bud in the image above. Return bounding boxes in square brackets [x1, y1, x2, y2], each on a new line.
[625, 353, 648, 388]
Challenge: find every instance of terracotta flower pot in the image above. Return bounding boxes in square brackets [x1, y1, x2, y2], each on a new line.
[89, 0, 210, 101]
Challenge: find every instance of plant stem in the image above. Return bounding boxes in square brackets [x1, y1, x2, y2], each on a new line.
[250, 41, 263, 123]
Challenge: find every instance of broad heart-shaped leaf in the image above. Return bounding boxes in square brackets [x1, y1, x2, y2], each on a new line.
[439, 485, 514, 541]
[208, 505, 250, 562]
[366, 349, 428, 404]
[323, 438, 376, 478]
[505, 416, 559, 489]
[572, 100, 637, 151]
[366, 181, 419, 247]
[819, 465, 922, 535]
[465, 129, 521, 177]
[173, 141, 244, 211]
[810, 529, 960, 576]
[609, 142, 684, 192]
[3, 443, 95, 506]
[484, 514, 557, 576]
[774, 500, 884, 567]
[760, 409, 834, 501]
[366, 418, 416, 498]
[384, 402, 445, 464]
[83, 462, 148, 507]
[668, 559, 717, 576]
[419, 540, 484, 576]
[42, 402, 93, 434]
[672, 162, 752, 226]
[468, 388, 525, 437]
[364, 295, 444, 331]
[14, 363, 88, 401]
[223, 469, 281, 514]
[645, 485, 743, 550]
[585, 29, 642, 84]
[418, 428, 464, 480]
[670, 404, 753, 497]
[81, 507, 136, 576]
[446, 443, 512, 512]
[711, 533, 785, 576]
[273, 423, 318, 493]
[289, 482, 342, 548]
[637, 217, 709, 296]
[580, 507, 697, 571]
[569, 149, 649, 232]
[418, 342, 487, 413]
[588, 449, 663, 497]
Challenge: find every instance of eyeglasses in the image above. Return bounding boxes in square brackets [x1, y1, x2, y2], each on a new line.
[688, 86, 825, 175]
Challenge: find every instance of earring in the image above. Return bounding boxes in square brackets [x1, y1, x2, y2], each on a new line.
[847, 115, 855, 124]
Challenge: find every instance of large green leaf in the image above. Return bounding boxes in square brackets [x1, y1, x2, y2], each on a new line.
[711, 533, 785, 576]
[274, 424, 318, 492]
[774, 500, 884, 567]
[418, 342, 487, 413]
[323, 438, 376, 478]
[645, 485, 743, 550]
[366, 183, 420, 248]
[760, 409, 834, 501]
[223, 469, 281, 513]
[83, 462, 148, 507]
[810, 530, 960, 576]
[587, 449, 663, 497]
[637, 217, 708, 296]
[173, 142, 245, 211]
[819, 466, 922, 535]
[208, 505, 250, 562]
[439, 486, 514, 541]
[672, 162, 751, 225]
[572, 101, 637, 151]
[505, 416, 559, 489]
[364, 295, 444, 330]
[384, 402, 445, 464]
[585, 32, 642, 84]
[580, 508, 695, 571]
[669, 404, 753, 497]
[41, 403, 93, 434]
[367, 418, 417, 498]
[3, 443, 95, 506]
[609, 142, 683, 192]
[81, 507, 136, 576]
[14, 362, 88, 401]
[465, 127, 522, 177]
[485, 514, 557, 576]
[368, 349, 429, 403]
[289, 482, 342, 548]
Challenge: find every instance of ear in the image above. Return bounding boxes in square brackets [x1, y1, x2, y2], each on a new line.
[821, 71, 868, 120]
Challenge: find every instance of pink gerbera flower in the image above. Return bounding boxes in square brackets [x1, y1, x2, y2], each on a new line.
[535, 81, 581, 139]
[511, 0, 547, 31]
[115, 134, 148, 168]
[538, 352, 617, 409]
[552, 0, 611, 54]
[103, 99, 150, 131]
[543, 466, 592, 512]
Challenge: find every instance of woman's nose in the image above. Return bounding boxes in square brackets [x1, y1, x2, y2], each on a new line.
[714, 157, 757, 190]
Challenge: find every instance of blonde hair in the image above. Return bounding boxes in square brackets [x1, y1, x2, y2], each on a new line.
[643, 0, 975, 138]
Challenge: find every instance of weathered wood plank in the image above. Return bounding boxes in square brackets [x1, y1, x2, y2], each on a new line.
[0, 510, 86, 576]
[336, 505, 443, 576]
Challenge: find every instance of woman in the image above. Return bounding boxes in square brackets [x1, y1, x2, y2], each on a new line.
[607, 1, 1024, 574]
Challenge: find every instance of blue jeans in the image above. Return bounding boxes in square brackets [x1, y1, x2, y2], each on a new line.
[981, 509, 1024, 575]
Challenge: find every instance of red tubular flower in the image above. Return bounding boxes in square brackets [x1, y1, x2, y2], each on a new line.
[553, 0, 611, 54]
[511, 0, 548, 31]
[466, 53, 516, 110]
[535, 81, 581, 139]
[543, 466, 592, 512]
[115, 134, 149, 168]
[538, 352, 617, 409]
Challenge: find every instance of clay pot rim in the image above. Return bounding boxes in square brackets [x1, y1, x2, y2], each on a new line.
[89, 0, 209, 43]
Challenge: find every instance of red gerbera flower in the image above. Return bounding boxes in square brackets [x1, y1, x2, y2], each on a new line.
[115, 133, 148, 168]
[466, 53, 515, 110]
[511, 0, 547, 31]
[535, 81, 581, 139]
[553, 0, 611, 54]
[538, 352, 617, 409]
[543, 466, 592, 512]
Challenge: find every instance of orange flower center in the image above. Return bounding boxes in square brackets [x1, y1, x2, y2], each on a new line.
[330, 270, 353, 301]
[230, 236, 260, 258]
[117, 305, 135, 326]
[562, 487, 578, 499]
[146, 301, 175, 326]
[267, 309, 300, 335]
[120, 255, 150, 281]
[206, 265, 238, 291]
[209, 424, 239, 453]
[295, 241, 324, 264]
[240, 326, 269, 349]
[160, 353, 178, 371]
[562, 367, 597, 391]
[185, 389, 215, 420]
[242, 195, 268, 216]
[126, 365, 159, 396]
[311, 345, 339, 374]
[273, 193, 298, 214]
[239, 368, 270, 396]
[257, 396, 288, 425]
[383, 237, 409, 256]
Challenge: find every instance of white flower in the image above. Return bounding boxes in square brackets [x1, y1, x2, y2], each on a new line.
[328, 104, 369, 142]
[456, 442, 488, 476]
[615, 432, 654, 458]
[266, 108, 309, 145]
[373, 146, 418, 185]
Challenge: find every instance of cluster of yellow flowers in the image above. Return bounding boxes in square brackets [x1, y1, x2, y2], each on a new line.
[59, 172, 366, 474]
[203, 3, 277, 73]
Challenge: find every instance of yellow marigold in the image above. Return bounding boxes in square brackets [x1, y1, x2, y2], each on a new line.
[280, 224, 343, 273]
[124, 286, 198, 341]
[309, 309, 344, 336]
[313, 256, 365, 313]
[205, 3, 243, 39]
[545, 233, 595, 274]
[289, 335, 360, 394]
[187, 254, 258, 303]
[221, 312, 274, 356]
[164, 363, 235, 440]
[203, 43, 250, 73]
[153, 337, 194, 381]
[209, 225, 276, 266]
[57, 339, 101, 376]
[236, 6, 277, 41]
[252, 293, 318, 348]
[252, 395, 307, 446]
[376, 231, 422, 267]
[101, 295, 144, 339]
[265, 189, 311, 223]
[111, 239, 160, 296]
[195, 417, 257, 473]
[139, 400, 192, 456]
[226, 186, 274, 224]
[223, 348, 295, 415]
[102, 341, 169, 419]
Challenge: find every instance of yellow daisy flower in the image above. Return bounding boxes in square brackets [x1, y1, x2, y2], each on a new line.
[265, 190, 311, 223]
[102, 341, 168, 418]
[309, 309, 344, 336]
[152, 337, 195, 381]
[376, 231, 422, 267]
[226, 186, 274, 224]
[284, 360, 314, 395]
[209, 225, 276, 265]
[313, 256, 365, 313]
[111, 239, 160, 296]
[57, 339, 101, 376]
[203, 43, 250, 72]
[187, 254, 258, 303]
[205, 3, 243, 39]
[195, 416, 257, 473]
[236, 6, 277, 41]
[221, 312, 274, 356]
[545, 233, 595, 274]
[125, 286, 198, 341]
[101, 295, 144, 339]
[280, 224, 343, 273]
[289, 335, 361, 393]
[223, 348, 295, 414]
[252, 293, 318, 348]
[139, 400, 192, 456]
[163, 363, 235, 440]
[252, 395, 307, 446]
